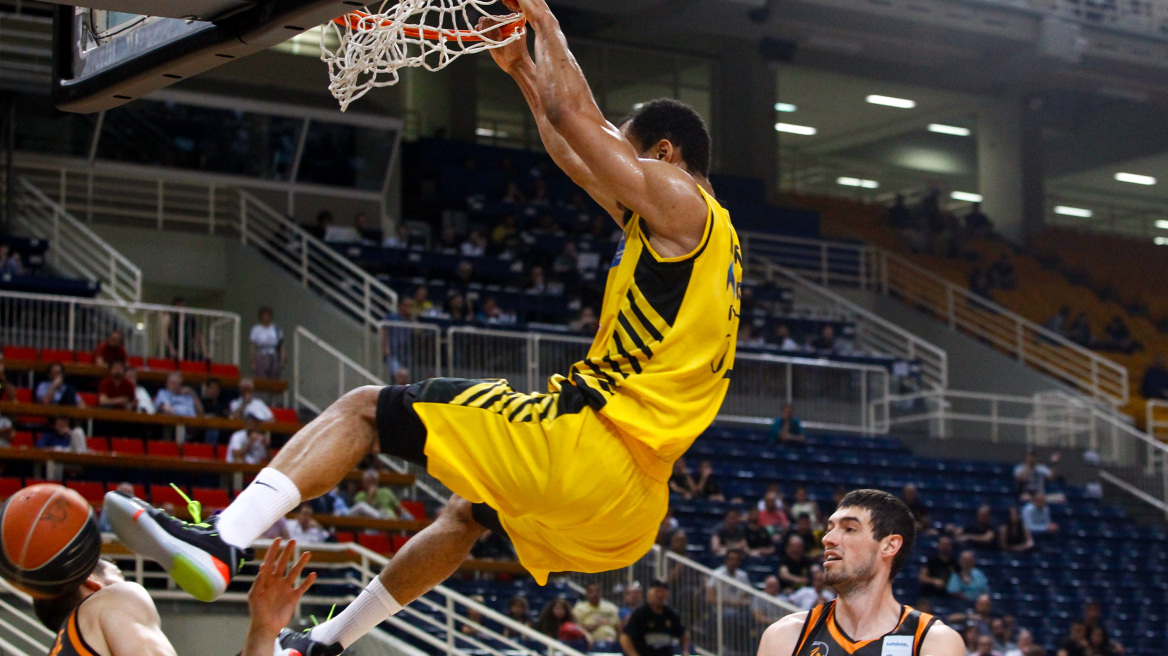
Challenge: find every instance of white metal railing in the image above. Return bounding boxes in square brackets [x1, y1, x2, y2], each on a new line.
[0, 577, 56, 656]
[378, 319, 443, 383]
[1147, 399, 1168, 443]
[757, 261, 948, 391]
[876, 389, 1168, 514]
[0, 289, 241, 364]
[12, 177, 143, 302]
[103, 539, 588, 656]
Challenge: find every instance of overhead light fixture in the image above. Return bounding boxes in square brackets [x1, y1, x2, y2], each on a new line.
[1155, 237, 1168, 246]
[776, 123, 817, 136]
[475, 127, 510, 138]
[1156, 220, 1168, 230]
[867, 94, 916, 109]
[837, 177, 879, 189]
[1115, 172, 1156, 185]
[775, 102, 797, 113]
[928, 124, 971, 137]
[1055, 206, 1093, 218]
[951, 191, 982, 202]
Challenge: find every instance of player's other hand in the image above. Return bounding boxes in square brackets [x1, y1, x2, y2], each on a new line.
[477, 15, 531, 74]
[248, 538, 317, 635]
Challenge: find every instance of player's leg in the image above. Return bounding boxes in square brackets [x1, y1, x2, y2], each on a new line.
[291, 496, 490, 654]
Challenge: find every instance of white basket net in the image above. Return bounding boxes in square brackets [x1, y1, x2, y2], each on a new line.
[322, 0, 526, 111]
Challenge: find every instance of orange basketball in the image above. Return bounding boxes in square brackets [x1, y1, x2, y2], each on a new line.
[0, 484, 101, 598]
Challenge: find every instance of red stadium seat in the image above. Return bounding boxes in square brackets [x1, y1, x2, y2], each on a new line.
[127, 356, 145, 368]
[146, 441, 181, 458]
[78, 392, 99, 407]
[192, 487, 230, 510]
[0, 477, 23, 497]
[65, 481, 107, 506]
[41, 349, 75, 364]
[179, 360, 208, 374]
[11, 432, 33, 449]
[110, 438, 145, 455]
[146, 358, 176, 371]
[400, 500, 427, 521]
[131, 484, 146, 499]
[210, 363, 240, 378]
[86, 437, 109, 453]
[270, 408, 298, 424]
[75, 351, 94, 364]
[149, 484, 189, 508]
[182, 443, 216, 460]
[357, 533, 392, 554]
[15, 388, 32, 404]
[3, 346, 36, 361]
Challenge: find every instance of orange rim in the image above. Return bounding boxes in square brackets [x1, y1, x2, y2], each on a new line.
[332, 10, 526, 42]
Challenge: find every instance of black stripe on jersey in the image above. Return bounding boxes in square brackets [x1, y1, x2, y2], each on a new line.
[571, 372, 610, 408]
[584, 361, 616, 389]
[632, 245, 693, 326]
[507, 397, 538, 421]
[475, 390, 509, 412]
[617, 311, 653, 357]
[612, 331, 643, 374]
[459, 383, 501, 407]
[603, 354, 625, 377]
[626, 291, 665, 342]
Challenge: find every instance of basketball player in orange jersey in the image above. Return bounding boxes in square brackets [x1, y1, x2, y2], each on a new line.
[757, 490, 964, 656]
[113, 0, 742, 654]
[35, 538, 314, 656]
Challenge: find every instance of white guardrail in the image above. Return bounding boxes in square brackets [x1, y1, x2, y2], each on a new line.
[743, 231, 1129, 405]
[12, 177, 143, 302]
[876, 389, 1168, 515]
[0, 577, 57, 656]
[0, 289, 241, 364]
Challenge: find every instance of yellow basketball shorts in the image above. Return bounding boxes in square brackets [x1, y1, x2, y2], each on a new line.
[375, 378, 668, 585]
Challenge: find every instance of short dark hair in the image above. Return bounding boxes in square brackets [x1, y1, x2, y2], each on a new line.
[620, 99, 711, 177]
[837, 489, 916, 577]
[32, 560, 103, 630]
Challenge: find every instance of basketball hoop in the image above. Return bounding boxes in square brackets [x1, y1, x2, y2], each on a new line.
[322, 0, 526, 111]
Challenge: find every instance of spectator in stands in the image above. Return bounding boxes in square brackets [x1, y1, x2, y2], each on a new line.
[738, 322, 765, 348]
[502, 180, 526, 204]
[97, 360, 136, 411]
[445, 291, 473, 324]
[1087, 627, 1120, 656]
[201, 377, 227, 417]
[766, 403, 804, 444]
[0, 414, 11, 447]
[310, 485, 350, 516]
[657, 506, 679, 546]
[283, 503, 330, 543]
[743, 508, 774, 558]
[787, 565, 836, 611]
[229, 378, 274, 422]
[382, 223, 410, 249]
[356, 212, 382, 245]
[250, 306, 285, 380]
[972, 634, 1002, 656]
[536, 598, 590, 648]
[413, 286, 435, 316]
[126, 367, 154, 414]
[502, 597, 532, 637]
[383, 297, 417, 379]
[573, 582, 620, 642]
[348, 468, 403, 520]
[757, 487, 789, 533]
[93, 329, 129, 367]
[571, 307, 599, 335]
[1081, 601, 1114, 646]
[987, 254, 1016, 291]
[618, 584, 642, 628]
[1043, 306, 1071, 337]
[622, 581, 687, 656]
[552, 242, 579, 279]
[784, 513, 820, 558]
[777, 534, 812, 593]
[36, 361, 80, 406]
[954, 505, 998, 549]
[0, 244, 25, 276]
[308, 210, 334, 240]
[991, 618, 1017, 654]
[226, 415, 270, 465]
[1060, 622, 1089, 656]
[706, 549, 751, 616]
[460, 230, 487, 257]
[710, 509, 747, 556]
[1022, 491, 1058, 535]
[1015, 450, 1059, 500]
[969, 266, 993, 301]
[155, 371, 204, 417]
[887, 194, 913, 228]
[0, 356, 18, 402]
[1102, 316, 1140, 354]
[1139, 355, 1168, 400]
[774, 324, 799, 351]
[969, 594, 995, 635]
[1000, 507, 1034, 552]
[739, 286, 757, 319]
[900, 482, 925, 518]
[692, 459, 724, 501]
[37, 415, 85, 454]
[1005, 629, 1034, 656]
[527, 265, 548, 294]
[669, 457, 697, 499]
[919, 535, 958, 597]
[491, 215, 519, 247]
[788, 485, 821, 525]
[436, 227, 461, 254]
[476, 296, 517, 325]
[1067, 312, 1097, 348]
[947, 550, 990, 600]
[751, 575, 787, 625]
[965, 203, 993, 238]
[810, 324, 836, 352]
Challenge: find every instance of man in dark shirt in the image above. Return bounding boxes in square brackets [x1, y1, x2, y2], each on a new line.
[621, 580, 688, 656]
[710, 509, 746, 556]
[97, 360, 136, 411]
[93, 329, 129, 367]
[742, 508, 774, 558]
[783, 513, 819, 558]
[1141, 356, 1168, 400]
[777, 534, 812, 592]
[918, 535, 958, 597]
[956, 505, 998, 549]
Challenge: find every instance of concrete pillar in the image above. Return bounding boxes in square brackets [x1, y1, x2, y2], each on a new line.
[712, 52, 778, 201]
[976, 96, 1044, 243]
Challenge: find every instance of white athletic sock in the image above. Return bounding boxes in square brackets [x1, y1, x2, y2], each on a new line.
[216, 468, 301, 549]
[310, 577, 402, 648]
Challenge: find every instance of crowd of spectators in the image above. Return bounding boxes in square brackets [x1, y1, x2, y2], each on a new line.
[1043, 307, 1141, 354]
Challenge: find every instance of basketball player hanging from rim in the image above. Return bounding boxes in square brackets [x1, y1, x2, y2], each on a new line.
[758, 490, 965, 656]
[113, 0, 742, 653]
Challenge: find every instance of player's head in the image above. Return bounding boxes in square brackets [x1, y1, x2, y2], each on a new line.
[619, 99, 711, 178]
[32, 559, 124, 631]
[822, 489, 916, 595]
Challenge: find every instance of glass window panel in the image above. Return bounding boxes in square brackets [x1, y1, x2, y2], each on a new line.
[679, 87, 712, 125]
[297, 121, 397, 190]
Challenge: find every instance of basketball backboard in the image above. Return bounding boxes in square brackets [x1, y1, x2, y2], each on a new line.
[51, 0, 359, 114]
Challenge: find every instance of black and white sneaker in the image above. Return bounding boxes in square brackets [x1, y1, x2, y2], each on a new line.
[277, 629, 343, 656]
[103, 491, 252, 602]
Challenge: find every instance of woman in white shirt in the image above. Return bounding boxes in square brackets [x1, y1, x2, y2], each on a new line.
[250, 306, 285, 380]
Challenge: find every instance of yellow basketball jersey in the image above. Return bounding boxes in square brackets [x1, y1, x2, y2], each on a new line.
[551, 185, 742, 481]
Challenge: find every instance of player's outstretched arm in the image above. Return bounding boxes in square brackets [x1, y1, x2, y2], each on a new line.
[918, 622, 965, 656]
[97, 582, 179, 656]
[756, 612, 806, 656]
[242, 538, 317, 656]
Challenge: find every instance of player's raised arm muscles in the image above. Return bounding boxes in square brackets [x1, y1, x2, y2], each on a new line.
[97, 583, 179, 656]
[756, 612, 807, 656]
[919, 622, 965, 656]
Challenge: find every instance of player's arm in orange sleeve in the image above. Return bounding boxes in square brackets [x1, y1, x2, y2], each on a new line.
[756, 612, 807, 656]
[515, 0, 708, 249]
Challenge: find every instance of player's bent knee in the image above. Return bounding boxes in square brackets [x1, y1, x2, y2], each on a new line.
[330, 385, 381, 420]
